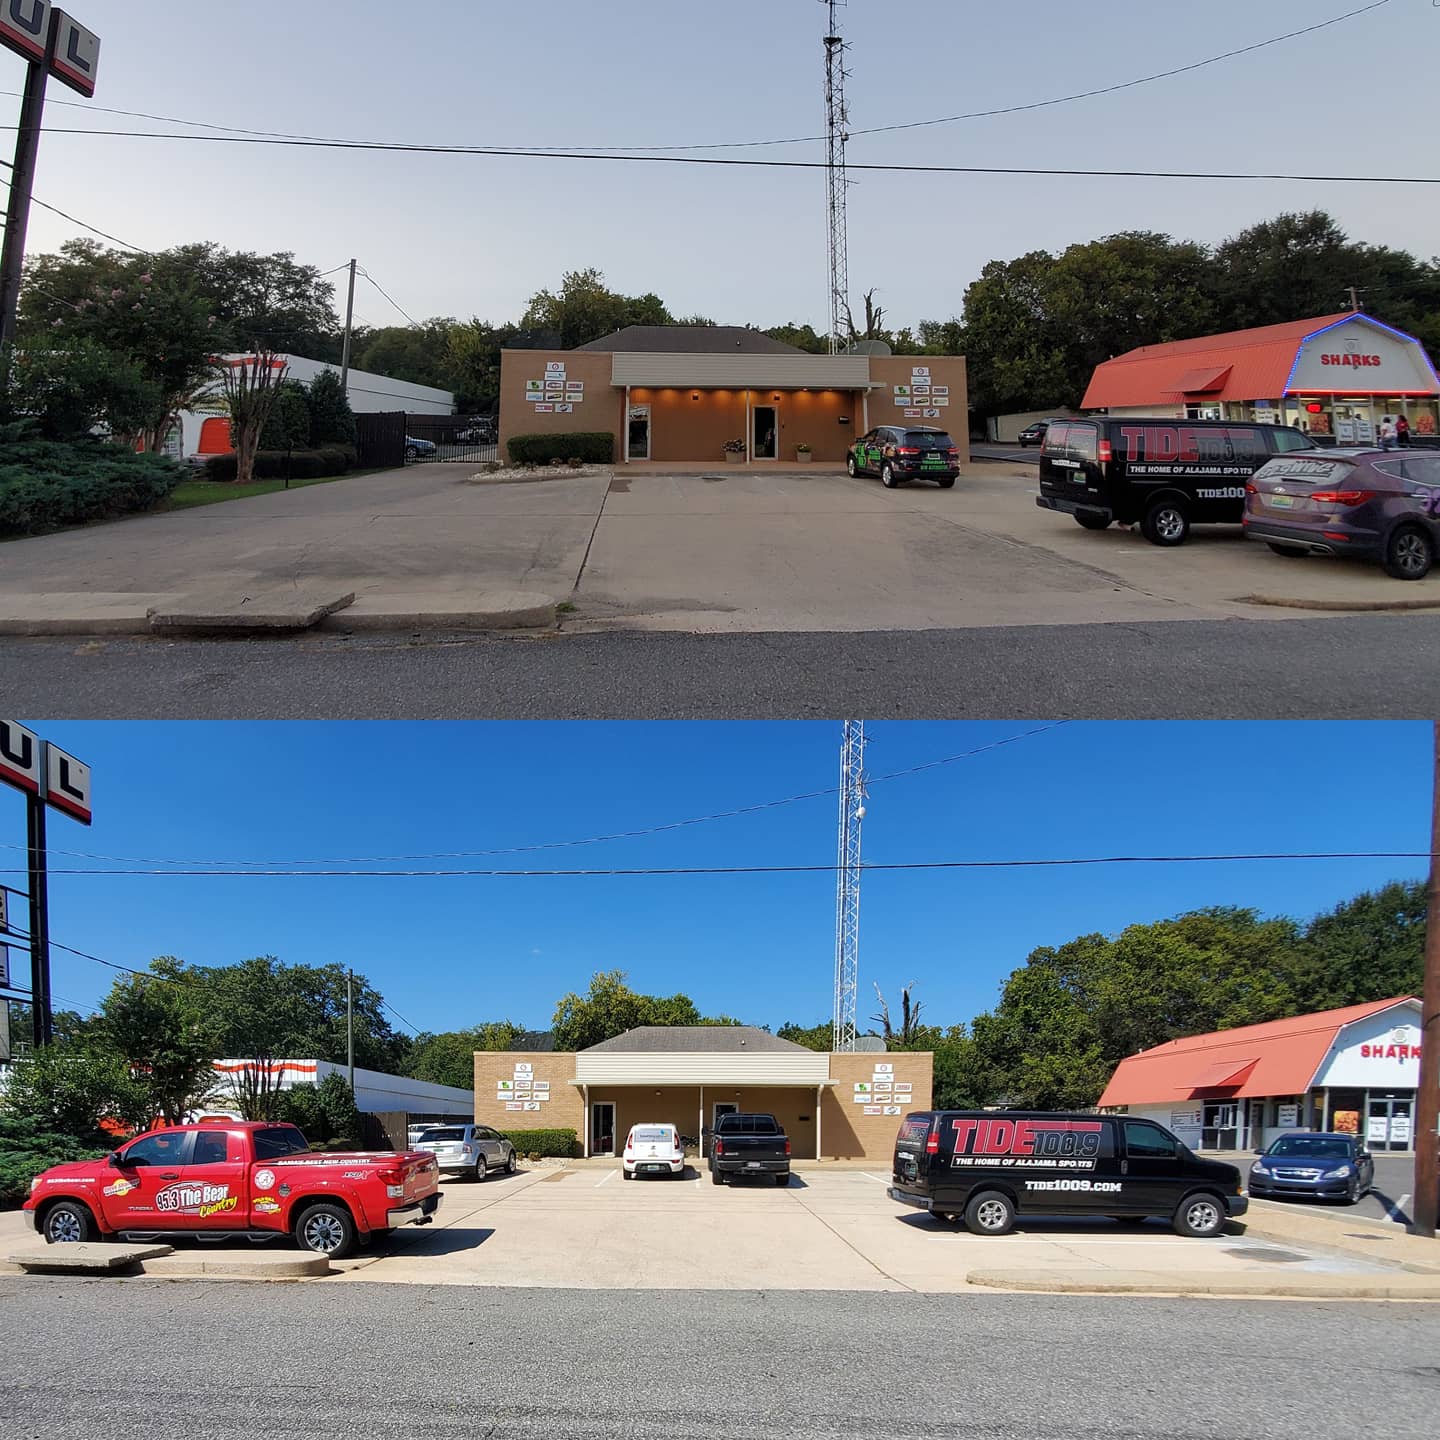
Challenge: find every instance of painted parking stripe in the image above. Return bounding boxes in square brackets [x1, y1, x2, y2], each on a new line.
[595, 1169, 616, 1187]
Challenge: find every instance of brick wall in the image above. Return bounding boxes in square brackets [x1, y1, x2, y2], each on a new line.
[473, 1051, 580, 1143]
[821, 1052, 933, 1161]
[865, 355, 969, 462]
[498, 350, 620, 460]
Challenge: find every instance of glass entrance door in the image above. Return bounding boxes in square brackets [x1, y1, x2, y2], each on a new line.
[1366, 1095, 1414, 1151]
[627, 405, 651, 461]
[753, 406, 777, 459]
[1201, 1102, 1238, 1151]
[590, 1102, 616, 1156]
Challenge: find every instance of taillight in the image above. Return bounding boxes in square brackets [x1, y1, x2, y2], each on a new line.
[1245, 482, 1258, 494]
[714, 1139, 724, 1157]
[925, 1125, 940, 1155]
[1097, 439, 1112, 463]
[376, 1167, 403, 1186]
[1311, 489, 1374, 506]
[784, 1139, 792, 1157]
[897, 447, 919, 456]
[946, 448, 959, 459]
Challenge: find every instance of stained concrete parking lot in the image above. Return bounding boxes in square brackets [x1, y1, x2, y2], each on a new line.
[328, 1166, 1415, 1293]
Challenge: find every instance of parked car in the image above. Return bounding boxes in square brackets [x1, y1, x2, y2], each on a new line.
[1035, 417, 1312, 545]
[1244, 449, 1440, 580]
[1017, 421, 1050, 447]
[405, 436, 437, 460]
[22, 1121, 441, 1259]
[889, 1110, 1247, 1237]
[622, 1123, 685, 1180]
[1248, 1132, 1374, 1204]
[412, 1123, 517, 1182]
[456, 419, 497, 444]
[847, 425, 960, 488]
[707, 1112, 791, 1186]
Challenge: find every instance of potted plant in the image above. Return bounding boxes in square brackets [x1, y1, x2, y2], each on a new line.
[723, 438, 746, 464]
[794, 442, 812, 464]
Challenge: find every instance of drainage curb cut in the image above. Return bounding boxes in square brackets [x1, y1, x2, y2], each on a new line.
[966, 1269, 1440, 1299]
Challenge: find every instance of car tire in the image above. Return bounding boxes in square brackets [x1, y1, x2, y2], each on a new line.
[936, 476, 956, 489]
[1173, 1193, 1225, 1238]
[846, 455, 859, 477]
[964, 1190, 1016, 1236]
[1343, 1176, 1360, 1205]
[1383, 524, 1434, 581]
[405, 445, 419, 462]
[505, 1150, 517, 1175]
[1266, 542, 1307, 558]
[295, 1202, 357, 1259]
[881, 463, 900, 489]
[1141, 497, 1189, 546]
[775, 1172, 790, 1187]
[472, 1162, 486, 1183]
[622, 1168, 632, 1181]
[1075, 514, 1111, 531]
[711, 1169, 723, 1185]
[42, 1199, 95, 1245]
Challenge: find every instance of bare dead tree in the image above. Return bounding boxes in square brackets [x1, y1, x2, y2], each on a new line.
[871, 981, 924, 1045]
[227, 1058, 284, 1121]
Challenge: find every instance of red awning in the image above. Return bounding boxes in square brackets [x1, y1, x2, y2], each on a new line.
[1175, 365, 1232, 394]
[1187, 1058, 1258, 1091]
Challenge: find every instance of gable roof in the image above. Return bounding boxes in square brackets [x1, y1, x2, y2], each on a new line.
[581, 1025, 810, 1054]
[574, 325, 804, 355]
[1080, 312, 1358, 409]
[1097, 997, 1417, 1106]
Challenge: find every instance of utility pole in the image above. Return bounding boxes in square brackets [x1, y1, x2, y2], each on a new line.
[1345, 286, 1364, 313]
[346, 967, 355, 1093]
[0, 9, 59, 353]
[26, 795, 50, 1049]
[1413, 722, 1440, 1238]
[339, 258, 358, 400]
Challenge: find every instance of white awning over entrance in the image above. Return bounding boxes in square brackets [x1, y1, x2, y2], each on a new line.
[575, 1050, 830, 1087]
[611, 352, 871, 390]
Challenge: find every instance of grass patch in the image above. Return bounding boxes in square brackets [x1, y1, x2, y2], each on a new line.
[167, 469, 385, 511]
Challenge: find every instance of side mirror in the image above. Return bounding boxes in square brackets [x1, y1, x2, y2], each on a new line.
[108, 1150, 124, 1168]
[1254, 1146, 1266, 1155]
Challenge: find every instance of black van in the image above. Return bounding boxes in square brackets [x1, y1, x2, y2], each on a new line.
[888, 1110, 1247, 1237]
[1035, 417, 1313, 545]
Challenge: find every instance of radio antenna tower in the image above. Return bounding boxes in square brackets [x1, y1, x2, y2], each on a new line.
[822, 0, 851, 355]
[832, 721, 867, 1052]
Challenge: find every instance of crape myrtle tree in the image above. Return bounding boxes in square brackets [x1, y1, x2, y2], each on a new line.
[219, 351, 289, 483]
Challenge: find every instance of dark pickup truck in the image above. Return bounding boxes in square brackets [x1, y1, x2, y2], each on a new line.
[708, 1112, 791, 1186]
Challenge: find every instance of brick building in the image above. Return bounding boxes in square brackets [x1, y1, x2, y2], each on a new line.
[473, 1026, 933, 1161]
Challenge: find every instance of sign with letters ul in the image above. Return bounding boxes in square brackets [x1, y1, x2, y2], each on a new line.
[0, 721, 42, 798]
[0, 3, 101, 97]
[45, 744, 91, 824]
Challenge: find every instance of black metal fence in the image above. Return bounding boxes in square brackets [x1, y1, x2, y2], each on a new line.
[354, 411, 499, 469]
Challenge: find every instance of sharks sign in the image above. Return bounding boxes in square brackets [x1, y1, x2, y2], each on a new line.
[0, 1, 100, 97]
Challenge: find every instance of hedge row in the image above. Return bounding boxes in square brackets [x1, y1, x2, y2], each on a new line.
[201, 445, 358, 482]
[498, 1127, 577, 1158]
[0, 1119, 106, 1208]
[506, 432, 614, 465]
[0, 431, 182, 536]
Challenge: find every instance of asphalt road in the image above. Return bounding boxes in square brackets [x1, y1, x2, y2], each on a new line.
[2, 1279, 1436, 1438]
[5, 612, 1440, 719]
[971, 441, 1042, 465]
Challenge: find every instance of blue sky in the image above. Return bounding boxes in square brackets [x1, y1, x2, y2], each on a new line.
[2, 721, 1431, 1040]
[7, 0, 1436, 334]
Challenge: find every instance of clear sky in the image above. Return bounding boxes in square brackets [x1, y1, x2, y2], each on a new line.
[7, 0, 1436, 334]
[3, 721, 1431, 1042]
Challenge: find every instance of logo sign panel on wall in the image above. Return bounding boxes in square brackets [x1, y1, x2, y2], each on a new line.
[0, 3, 101, 96]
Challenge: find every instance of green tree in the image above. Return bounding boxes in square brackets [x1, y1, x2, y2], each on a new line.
[763, 322, 828, 354]
[1298, 879, 1426, 1009]
[0, 1036, 153, 1139]
[551, 970, 707, 1051]
[775, 1020, 833, 1051]
[305, 367, 357, 446]
[407, 1022, 525, 1089]
[2, 339, 162, 441]
[259, 378, 312, 451]
[521, 268, 675, 349]
[219, 351, 289, 484]
[353, 319, 457, 393]
[98, 973, 219, 1124]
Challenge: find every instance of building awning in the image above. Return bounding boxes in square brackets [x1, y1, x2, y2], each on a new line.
[611, 352, 871, 390]
[1175, 365, 1232, 394]
[1187, 1057, 1259, 1090]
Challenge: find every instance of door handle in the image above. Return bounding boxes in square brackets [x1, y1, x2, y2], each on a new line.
[158, 1171, 179, 1180]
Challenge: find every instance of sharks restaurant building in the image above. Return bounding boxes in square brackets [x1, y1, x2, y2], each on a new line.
[472, 1027, 933, 1160]
[1097, 997, 1425, 1154]
[496, 326, 969, 466]
[1081, 313, 1440, 443]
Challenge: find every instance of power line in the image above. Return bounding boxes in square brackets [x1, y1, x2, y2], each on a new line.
[0, 3, 1391, 156]
[20, 128, 1438, 187]
[2, 850, 1431, 880]
[3, 724, 1069, 869]
[29, 195, 147, 252]
[358, 267, 420, 328]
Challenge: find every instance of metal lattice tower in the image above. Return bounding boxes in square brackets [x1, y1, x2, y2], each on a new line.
[822, 0, 851, 354]
[832, 721, 867, 1052]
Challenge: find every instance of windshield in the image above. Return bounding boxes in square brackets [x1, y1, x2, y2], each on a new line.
[419, 1128, 466, 1143]
[1267, 1136, 1351, 1160]
[253, 1125, 310, 1159]
[631, 1127, 674, 1145]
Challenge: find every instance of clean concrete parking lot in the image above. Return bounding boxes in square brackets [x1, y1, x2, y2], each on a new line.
[1, 463, 1434, 637]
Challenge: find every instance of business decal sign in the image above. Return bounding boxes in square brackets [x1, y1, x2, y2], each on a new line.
[948, 1117, 1105, 1171]
[1117, 426, 1261, 479]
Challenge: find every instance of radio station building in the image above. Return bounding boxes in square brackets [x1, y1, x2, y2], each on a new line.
[1081, 312, 1440, 443]
[497, 326, 968, 466]
[473, 1027, 933, 1161]
[1097, 997, 1424, 1154]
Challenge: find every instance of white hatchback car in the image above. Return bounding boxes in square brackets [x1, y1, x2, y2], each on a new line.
[622, 1123, 685, 1180]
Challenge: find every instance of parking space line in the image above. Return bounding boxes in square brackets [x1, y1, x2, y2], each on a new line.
[595, 1169, 617, 1187]
[860, 1173, 889, 1184]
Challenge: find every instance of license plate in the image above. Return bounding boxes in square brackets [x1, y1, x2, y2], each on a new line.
[746, 1161, 762, 1169]
[1269, 494, 1295, 508]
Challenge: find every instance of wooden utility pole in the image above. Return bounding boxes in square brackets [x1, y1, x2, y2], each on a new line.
[339, 259, 358, 400]
[1414, 722, 1440, 1238]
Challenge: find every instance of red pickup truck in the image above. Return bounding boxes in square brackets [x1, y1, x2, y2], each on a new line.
[22, 1120, 441, 1259]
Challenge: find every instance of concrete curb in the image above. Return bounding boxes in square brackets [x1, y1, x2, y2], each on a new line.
[147, 588, 356, 633]
[1237, 593, 1440, 613]
[320, 590, 560, 632]
[138, 1251, 330, 1280]
[967, 1268, 1440, 1299]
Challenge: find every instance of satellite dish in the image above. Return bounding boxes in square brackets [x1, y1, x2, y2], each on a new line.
[845, 339, 893, 356]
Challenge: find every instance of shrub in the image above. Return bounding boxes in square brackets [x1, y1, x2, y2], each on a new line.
[202, 446, 357, 483]
[0, 1118, 108, 1208]
[0, 424, 182, 535]
[275, 1074, 362, 1148]
[506, 431, 614, 465]
[567, 457, 583, 469]
[498, 1127, 577, 1158]
[306, 368, 358, 448]
[260, 379, 312, 451]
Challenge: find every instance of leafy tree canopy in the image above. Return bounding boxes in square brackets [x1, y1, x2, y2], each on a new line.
[551, 969, 743, 1051]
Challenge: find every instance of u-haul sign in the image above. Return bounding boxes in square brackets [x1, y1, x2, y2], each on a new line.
[0, 722, 92, 824]
[0, 720, 41, 796]
[0, 2, 100, 97]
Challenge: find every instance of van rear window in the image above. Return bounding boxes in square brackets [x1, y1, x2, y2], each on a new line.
[896, 1117, 932, 1147]
[1041, 423, 1071, 454]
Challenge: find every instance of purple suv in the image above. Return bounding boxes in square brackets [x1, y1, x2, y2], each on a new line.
[1244, 449, 1440, 580]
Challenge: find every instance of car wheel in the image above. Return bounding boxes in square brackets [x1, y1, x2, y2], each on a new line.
[775, 1172, 790, 1187]
[710, 1169, 723, 1185]
[964, 1190, 1016, 1236]
[936, 475, 956, 489]
[1173, 1193, 1225, 1238]
[1266, 542, 1307, 558]
[505, 1150, 517, 1174]
[295, 1202, 357, 1259]
[1343, 1176, 1360, 1205]
[622, 1168, 632, 1181]
[846, 455, 859, 477]
[472, 1162, 486, 1183]
[1383, 524, 1434, 581]
[42, 1200, 94, 1245]
[1141, 498, 1189, 546]
[405, 445, 419, 461]
[1075, 514, 1111, 531]
[881, 463, 900, 489]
